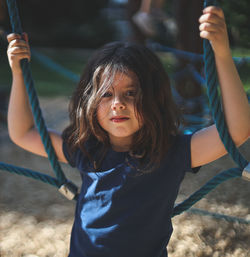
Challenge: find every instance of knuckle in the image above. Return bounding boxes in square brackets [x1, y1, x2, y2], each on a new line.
[200, 23, 209, 31]
[7, 33, 20, 42]
[7, 47, 13, 55]
[216, 7, 223, 13]
[10, 55, 15, 61]
[207, 13, 213, 20]
[12, 39, 19, 45]
[12, 46, 18, 52]
[204, 23, 209, 29]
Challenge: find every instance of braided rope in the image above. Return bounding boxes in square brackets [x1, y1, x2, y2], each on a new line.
[6, 0, 67, 185]
[0, 161, 60, 187]
[172, 0, 249, 216]
[172, 167, 242, 216]
[1, 0, 248, 218]
[149, 42, 250, 66]
[187, 207, 250, 224]
[203, 0, 248, 169]
[31, 49, 80, 83]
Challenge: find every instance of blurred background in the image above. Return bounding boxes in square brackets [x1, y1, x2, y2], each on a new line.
[0, 1, 250, 256]
[0, 0, 250, 117]
[1, 0, 250, 48]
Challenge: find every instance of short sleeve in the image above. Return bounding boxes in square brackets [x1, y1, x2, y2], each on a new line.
[187, 134, 201, 173]
[173, 134, 201, 174]
[62, 141, 76, 167]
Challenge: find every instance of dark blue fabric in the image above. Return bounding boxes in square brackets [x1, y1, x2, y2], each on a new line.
[63, 134, 199, 257]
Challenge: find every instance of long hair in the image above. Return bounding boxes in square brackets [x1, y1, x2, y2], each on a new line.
[62, 41, 181, 172]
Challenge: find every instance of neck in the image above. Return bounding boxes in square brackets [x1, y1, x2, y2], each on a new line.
[109, 136, 132, 152]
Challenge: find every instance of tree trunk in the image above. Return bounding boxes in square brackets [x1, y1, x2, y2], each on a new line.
[174, 0, 203, 100]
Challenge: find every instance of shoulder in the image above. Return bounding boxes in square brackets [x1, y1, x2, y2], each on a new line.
[167, 133, 200, 173]
[170, 134, 193, 153]
[62, 137, 99, 168]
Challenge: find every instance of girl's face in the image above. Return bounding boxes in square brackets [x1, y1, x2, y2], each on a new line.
[97, 71, 143, 151]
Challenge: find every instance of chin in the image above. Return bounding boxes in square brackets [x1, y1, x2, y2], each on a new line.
[109, 129, 138, 140]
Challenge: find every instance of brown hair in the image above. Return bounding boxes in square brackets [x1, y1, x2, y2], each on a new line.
[62, 41, 181, 172]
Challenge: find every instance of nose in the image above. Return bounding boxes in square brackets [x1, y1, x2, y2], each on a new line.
[111, 96, 126, 110]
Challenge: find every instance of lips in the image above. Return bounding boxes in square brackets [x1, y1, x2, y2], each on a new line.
[110, 116, 129, 123]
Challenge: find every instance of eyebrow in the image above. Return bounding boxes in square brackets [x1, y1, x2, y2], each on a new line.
[108, 85, 137, 92]
[124, 84, 137, 89]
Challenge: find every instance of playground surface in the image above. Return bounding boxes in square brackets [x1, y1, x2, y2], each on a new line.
[0, 97, 249, 257]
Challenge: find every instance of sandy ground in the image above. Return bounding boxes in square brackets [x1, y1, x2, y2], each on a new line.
[0, 97, 249, 257]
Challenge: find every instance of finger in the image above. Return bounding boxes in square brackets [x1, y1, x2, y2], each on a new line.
[7, 33, 22, 43]
[199, 12, 225, 26]
[22, 32, 29, 43]
[9, 52, 31, 62]
[8, 46, 30, 55]
[200, 30, 216, 41]
[203, 6, 224, 19]
[199, 22, 222, 33]
[8, 39, 29, 48]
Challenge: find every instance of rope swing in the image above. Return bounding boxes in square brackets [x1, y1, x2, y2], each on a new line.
[2, 0, 78, 200]
[0, 0, 249, 219]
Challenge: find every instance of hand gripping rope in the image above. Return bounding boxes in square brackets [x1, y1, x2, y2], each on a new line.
[0, 0, 249, 216]
[1, 0, 78, 200]
[172, 0, 250, 216]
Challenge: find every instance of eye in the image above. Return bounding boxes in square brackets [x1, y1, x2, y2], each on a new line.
[125, 90, 137, 97]
[102, 91, 112, 98]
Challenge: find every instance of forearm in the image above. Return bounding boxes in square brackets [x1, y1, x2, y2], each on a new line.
[6, 33, 66, 162]
[199, 6, 250, 143]
[215, 51, 250, 143]
[8, 70, 35, 142]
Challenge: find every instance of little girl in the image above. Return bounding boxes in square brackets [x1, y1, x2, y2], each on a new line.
[6, 6, 250, 257]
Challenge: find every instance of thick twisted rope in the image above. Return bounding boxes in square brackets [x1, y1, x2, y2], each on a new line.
[202, 0, 248, 169]
[6, 0, 67, 185]
[0, 161, 60, 187]
[4, 0, 79, 200]
[149, 42, 250, 66]
[172, 167, 242, 216]
[187, 207, 250, 224]
[31, 49, 80, 83]
[172, 0, 249, 216]
[1, 0, 248, 214]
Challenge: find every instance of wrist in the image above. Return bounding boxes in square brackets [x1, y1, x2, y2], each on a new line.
[11, 66, 23, 77]
[214, 46, 232, 62]
[11, 69, 25, 85]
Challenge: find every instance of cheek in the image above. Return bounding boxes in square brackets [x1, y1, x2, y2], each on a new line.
[97, 102, 109, 122]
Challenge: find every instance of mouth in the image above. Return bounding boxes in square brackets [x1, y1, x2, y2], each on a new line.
[110, 116, 130, 123]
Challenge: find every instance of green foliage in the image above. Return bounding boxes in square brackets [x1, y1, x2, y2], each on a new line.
[220, 0, 250, 48]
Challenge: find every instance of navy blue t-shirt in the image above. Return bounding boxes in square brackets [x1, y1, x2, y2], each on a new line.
[63, 134, 199, 257]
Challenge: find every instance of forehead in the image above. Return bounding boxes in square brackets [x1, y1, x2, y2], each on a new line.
[113, 72, 137, 87]
[99, 69, 139, 89]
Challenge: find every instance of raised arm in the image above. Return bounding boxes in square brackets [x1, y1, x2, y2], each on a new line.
[7, 33, 67, 163]
[191, 6, 250, 168]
